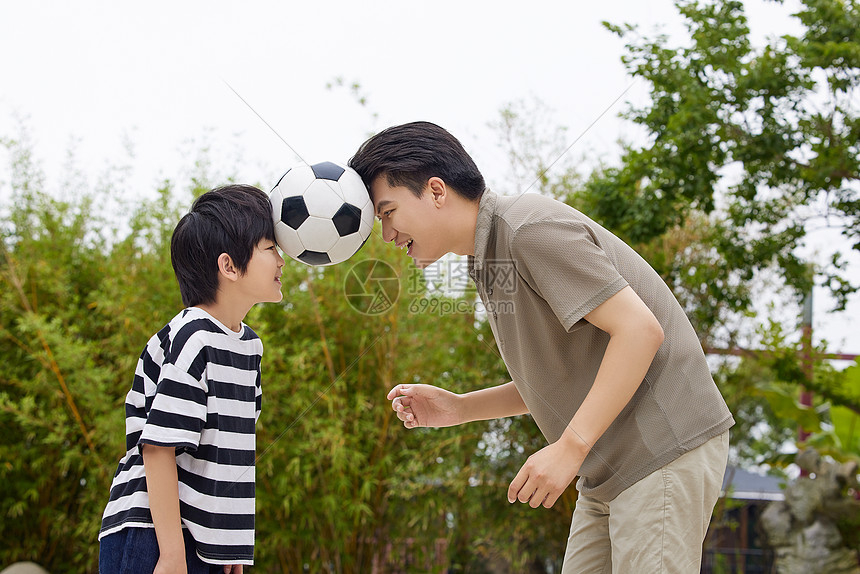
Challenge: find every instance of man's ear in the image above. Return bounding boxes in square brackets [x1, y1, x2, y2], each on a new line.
[428, 177, 447, 207]
[217, 253, 240, 282]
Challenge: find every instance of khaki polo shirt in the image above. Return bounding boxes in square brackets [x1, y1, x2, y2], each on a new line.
[468, 190, 734, 502]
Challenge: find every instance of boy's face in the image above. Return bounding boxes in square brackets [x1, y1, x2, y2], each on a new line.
[237, 239, 285, 304]
[371, 176, 448, 269]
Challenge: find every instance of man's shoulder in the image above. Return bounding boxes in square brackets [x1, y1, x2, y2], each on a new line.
[496, 193, 586, 225]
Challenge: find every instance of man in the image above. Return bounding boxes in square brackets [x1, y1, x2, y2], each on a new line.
[349, 121, 733, 573]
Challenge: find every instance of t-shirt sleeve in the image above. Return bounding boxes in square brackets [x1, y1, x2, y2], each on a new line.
[138, 331, 209, 452]
[255, 368, 262, 424]
[510, 219, 628, 331]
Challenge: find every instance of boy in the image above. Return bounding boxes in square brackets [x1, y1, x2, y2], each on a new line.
[349, 122, 734, 573]
[98, 185, 285, 573]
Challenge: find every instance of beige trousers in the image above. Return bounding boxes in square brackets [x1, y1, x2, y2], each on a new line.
[562, 430, 729, 574]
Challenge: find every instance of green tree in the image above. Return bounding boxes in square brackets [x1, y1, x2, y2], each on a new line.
[594, 0, 860, 461]
[593, 0, 858, 323]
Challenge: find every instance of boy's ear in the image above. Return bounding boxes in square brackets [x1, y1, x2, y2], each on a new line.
[217, 253, 240, 282]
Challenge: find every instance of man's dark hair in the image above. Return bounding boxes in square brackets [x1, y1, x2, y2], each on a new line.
[348, 121, 485, 201]
[170, 184, 276, 307]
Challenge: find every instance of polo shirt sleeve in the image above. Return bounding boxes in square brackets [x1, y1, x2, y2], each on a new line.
[139, 331, 209, 452]
[510, 219, 628, 331]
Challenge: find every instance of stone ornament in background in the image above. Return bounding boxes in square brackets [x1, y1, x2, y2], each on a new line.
[761, 448, 860, 574]
[0, 563, 50, 574]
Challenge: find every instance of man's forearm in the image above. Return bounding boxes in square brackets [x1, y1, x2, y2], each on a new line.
[460, 381, 529, 423]
[142, 444, 185, 561]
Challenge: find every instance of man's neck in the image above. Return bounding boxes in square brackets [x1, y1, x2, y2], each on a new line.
[448, 194, 482, 257]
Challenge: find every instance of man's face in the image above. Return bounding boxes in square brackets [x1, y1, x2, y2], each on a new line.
[371, 176, 447, 269]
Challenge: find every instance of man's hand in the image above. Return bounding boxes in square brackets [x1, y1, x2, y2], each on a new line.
[507, 433, 588, 508]
[387, 384, 462, 429]
[223, 566, 243, 573]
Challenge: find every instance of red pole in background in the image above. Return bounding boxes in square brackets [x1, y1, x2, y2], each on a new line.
[799, 287, 814, 440]
[799, 287, 813, 475]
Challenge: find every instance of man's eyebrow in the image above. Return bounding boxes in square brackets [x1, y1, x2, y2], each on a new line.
[375, 200, 394, 216]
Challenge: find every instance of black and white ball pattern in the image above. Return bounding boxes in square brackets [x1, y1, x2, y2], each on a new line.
[270, 161, 374, 266]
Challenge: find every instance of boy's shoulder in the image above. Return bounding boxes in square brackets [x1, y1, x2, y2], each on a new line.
[149, 308, 261, 356]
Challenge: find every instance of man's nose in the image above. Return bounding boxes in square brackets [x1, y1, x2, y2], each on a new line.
[381, 219, 396, 243]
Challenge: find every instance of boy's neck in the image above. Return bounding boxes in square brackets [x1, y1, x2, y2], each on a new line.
[195, 301, 249, 333]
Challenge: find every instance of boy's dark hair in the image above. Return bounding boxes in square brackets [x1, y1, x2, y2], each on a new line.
[348, 121, 485, 201]
[170, 184, 276, 307]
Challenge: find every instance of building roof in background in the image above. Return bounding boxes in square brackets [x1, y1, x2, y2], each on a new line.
[722, 466, 785, 501]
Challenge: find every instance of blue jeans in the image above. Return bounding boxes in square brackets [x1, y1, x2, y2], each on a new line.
[99, 527, 224, 574]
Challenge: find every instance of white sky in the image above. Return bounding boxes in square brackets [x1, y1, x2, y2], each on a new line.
[1, 0, 857, 360]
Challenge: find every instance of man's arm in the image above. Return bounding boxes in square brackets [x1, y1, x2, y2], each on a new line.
[459, 381, 529, 422]
[508, 285, 664, 507]
[388, 381, 528, 428]
[560, 285, 665, 456]
[142, 444, 187, 572]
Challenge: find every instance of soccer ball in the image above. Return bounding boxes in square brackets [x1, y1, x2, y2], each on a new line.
[270, 161, 374, 266]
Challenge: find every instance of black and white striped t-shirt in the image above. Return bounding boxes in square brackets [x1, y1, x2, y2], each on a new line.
[99, 307, 263, 566]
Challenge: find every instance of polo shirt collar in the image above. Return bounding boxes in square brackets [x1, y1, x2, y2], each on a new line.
[469, 189, 497, 276]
